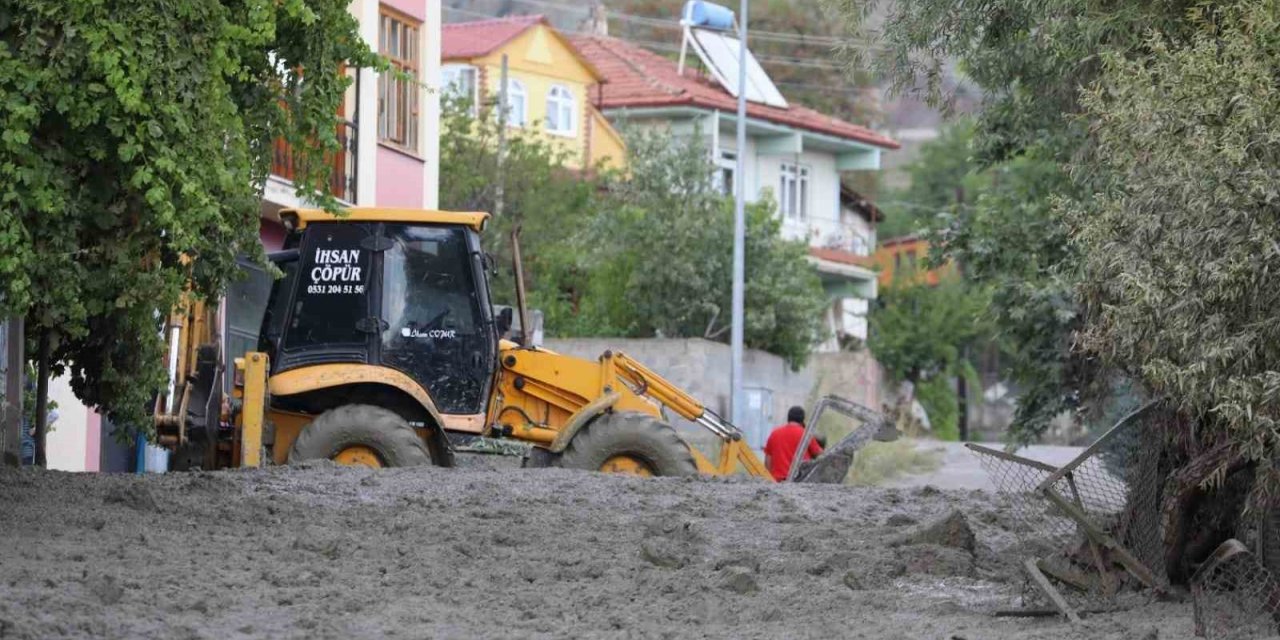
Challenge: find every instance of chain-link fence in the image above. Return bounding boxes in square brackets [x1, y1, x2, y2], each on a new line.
[1192, 539, 1280, 639]
[968, 402, 1166, 612]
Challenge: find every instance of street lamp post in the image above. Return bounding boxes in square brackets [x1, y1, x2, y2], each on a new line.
[729, 0, 748, 427]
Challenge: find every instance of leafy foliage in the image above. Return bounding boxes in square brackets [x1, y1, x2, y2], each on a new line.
[1072, 0, 1280, 474]
[0, 0, 378, 435]
[877, 118, 984, 240]
[868, 276, 989, 438]
[584, 127, 828, 368]
[827, 0, 1207, 440]
[437, 95, 599, 314]
[438, 101, 829, 368]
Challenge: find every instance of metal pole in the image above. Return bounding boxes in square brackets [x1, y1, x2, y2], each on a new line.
[729, 1, 748, 427]
[494, 54, 508, 219]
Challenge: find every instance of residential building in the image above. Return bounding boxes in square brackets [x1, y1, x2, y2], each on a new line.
[441, 16, 626, 170]
[45, 1, 447, 472]
[873, 234, 955, 287]
[571, 34, 899, 349]
[232, 0, 445, 380]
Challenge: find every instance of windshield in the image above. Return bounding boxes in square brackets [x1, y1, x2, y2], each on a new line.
[380, 223, 492, 414]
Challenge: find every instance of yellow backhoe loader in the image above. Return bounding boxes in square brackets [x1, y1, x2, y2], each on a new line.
[152, 207, 890, 479]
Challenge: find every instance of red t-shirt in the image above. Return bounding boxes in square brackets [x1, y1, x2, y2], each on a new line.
[764, 422, 823, 481]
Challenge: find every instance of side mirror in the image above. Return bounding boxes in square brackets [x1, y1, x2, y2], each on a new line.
[484, 252, 498, 277]
[496, 306, 514, 337]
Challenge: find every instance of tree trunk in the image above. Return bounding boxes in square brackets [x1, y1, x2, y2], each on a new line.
[33, 330, 49, 468]
[1161, 443, 1251, 584]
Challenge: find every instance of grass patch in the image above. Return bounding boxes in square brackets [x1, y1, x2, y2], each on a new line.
[844, 440, 944, 486]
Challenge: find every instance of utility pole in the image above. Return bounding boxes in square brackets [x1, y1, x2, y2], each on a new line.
[495, 54, 509, 219]
[955, 185, 968, 441]
[729, 0, 749, 427]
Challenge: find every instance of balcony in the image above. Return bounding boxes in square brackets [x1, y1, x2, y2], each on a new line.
[270, 119, 358, 204]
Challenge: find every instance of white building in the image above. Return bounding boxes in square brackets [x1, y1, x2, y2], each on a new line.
[572, 33, 898, 349]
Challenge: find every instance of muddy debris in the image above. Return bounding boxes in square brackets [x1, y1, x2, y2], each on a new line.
[885, 513, 918, 527]
[0, 463, 1199, 639]
[103, 483, 159, 512]
[719, 566, 759, 594]
[893, 509, 977, 553]
[897, 543, 977, 578]
[85, 574, 124, 605]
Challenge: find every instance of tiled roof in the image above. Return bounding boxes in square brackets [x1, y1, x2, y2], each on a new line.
[810, 247, 875, 268]
[442, 15, 545, 60]
[840, 184, 884, 222]
[570, 35, 900, 150]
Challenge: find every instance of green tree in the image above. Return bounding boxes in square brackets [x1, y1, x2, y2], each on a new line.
[437, 102, 828, 367]
[0, 0, 378, 462]
[436, 95, 601, 326]
[1072, 1, 1280, 499]
[877, 119, 984, 239]
[868, 277, 989, 439]
[583, 127, 828, 369]
[826, 0, 1203, 439]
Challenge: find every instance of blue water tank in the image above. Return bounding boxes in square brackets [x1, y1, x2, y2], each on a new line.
[682, 0, 735, 31]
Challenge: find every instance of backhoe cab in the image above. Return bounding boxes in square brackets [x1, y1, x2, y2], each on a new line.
[156, 207, 888, 480]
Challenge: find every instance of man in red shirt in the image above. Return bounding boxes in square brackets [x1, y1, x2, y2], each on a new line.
[763, 406, 823, 481]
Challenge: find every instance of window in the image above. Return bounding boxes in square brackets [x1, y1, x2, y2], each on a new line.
[502, 78, 527, 127]
[381, 224, 492, 414]
[780, 163, 809, 219]
[223, 258, 274, 391]
[282, 223, 376, 355]
[545, 85, 576, 135]
[378, 9, 420, 151]
[441, 64, 478, 111]
[715, 150, 736, 195]
[850, 234, 870, 256]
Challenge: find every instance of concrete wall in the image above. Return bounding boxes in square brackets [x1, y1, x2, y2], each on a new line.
[45, 373, 99, 472]
[543, 337, 885, 455]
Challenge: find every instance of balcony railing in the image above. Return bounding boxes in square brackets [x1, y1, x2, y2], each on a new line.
[270, 119, 358, 204]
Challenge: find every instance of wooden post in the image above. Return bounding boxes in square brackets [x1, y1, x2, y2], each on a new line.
[2, 317, 23, 467]
[1024, 558, 1082, 624]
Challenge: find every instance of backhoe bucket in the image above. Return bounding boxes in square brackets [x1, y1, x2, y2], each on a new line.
[790, 395, 899, 484]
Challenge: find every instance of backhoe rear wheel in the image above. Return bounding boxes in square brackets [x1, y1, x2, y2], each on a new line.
[557, 412, 699, 478]
[288, 404, 432, 468]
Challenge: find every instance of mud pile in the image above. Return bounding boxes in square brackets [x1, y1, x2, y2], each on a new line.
[0, 462, 1194, 639]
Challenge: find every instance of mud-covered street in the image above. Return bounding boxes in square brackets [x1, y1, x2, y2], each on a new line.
[0, 462, 1194, 639]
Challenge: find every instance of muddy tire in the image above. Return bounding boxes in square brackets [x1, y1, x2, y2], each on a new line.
[557, 412, 699, 477]
[288, 404, 432, 467]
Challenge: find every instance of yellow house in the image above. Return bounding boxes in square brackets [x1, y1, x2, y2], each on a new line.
[441, 15, 626, 171]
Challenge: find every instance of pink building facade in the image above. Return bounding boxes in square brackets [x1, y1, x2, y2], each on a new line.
[50, 1, 443, 473]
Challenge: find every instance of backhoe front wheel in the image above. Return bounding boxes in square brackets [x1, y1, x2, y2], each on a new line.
[557, 412, 699, 478]
[288, 404, 433, 468]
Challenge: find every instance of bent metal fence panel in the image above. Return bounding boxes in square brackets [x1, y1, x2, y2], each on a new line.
[1192, 539, 1280, 639]
[967, 402, 1166, 612]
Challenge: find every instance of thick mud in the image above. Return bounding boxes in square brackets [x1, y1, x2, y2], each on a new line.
[0, 460, 1195, 639]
